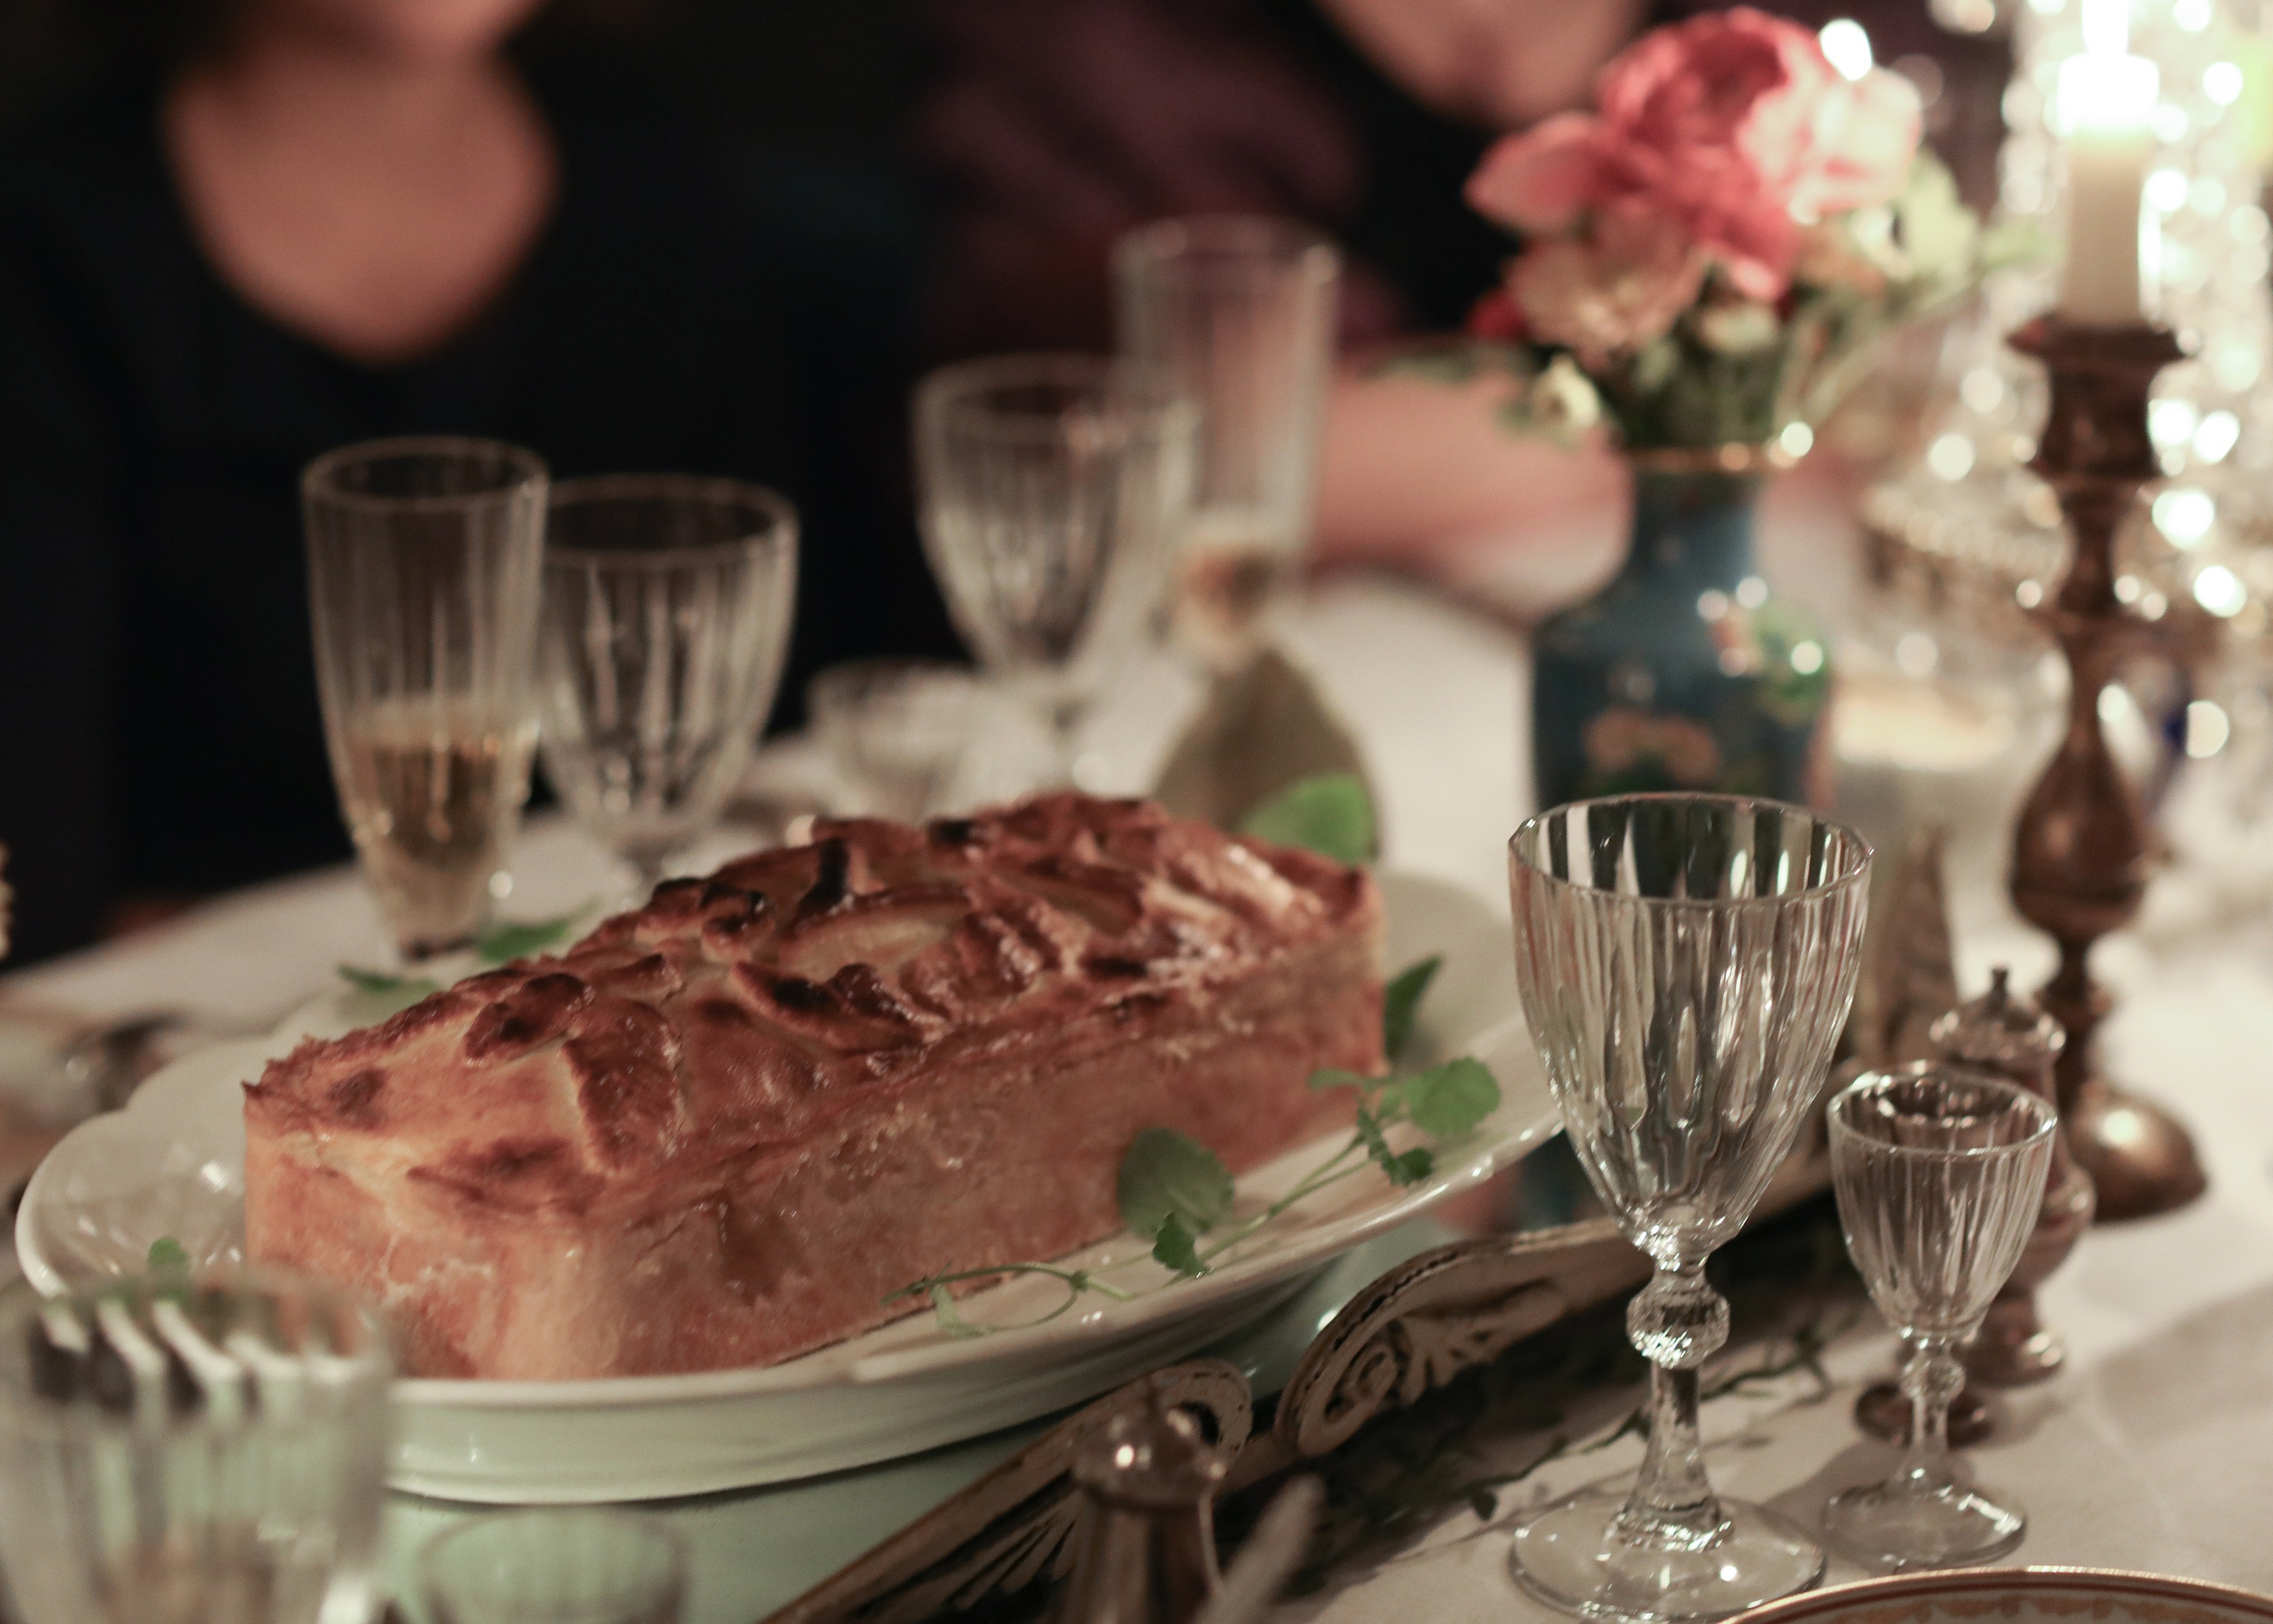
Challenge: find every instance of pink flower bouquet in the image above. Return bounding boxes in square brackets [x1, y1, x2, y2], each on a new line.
[1445, 8, 2024, 451]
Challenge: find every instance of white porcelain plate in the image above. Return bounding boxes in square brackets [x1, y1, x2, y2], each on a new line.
[17, 871, 1555, 1503]
[1736, 1570, 2273, 1624]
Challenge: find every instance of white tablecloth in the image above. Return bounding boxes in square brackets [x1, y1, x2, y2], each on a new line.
[7, 574, 2273, 1619]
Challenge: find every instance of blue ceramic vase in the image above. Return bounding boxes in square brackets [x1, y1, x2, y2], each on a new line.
[1531, 452, 1830, 812]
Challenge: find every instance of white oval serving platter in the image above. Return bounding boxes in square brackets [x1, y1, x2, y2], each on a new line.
[18, 870, 1556, 1503]
[1737, 1569, 2273, 1624]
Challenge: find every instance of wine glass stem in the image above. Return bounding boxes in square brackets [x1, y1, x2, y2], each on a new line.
[620, 846, 672, 907]
[1617, 1260, 1730, 1544]
[1897, 1335, 1964, 1497]
[1045, 696, 1089, 788]
[1635, 1365, 1716, 1525]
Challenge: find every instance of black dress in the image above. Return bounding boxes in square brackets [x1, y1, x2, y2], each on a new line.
[0, 59, 951, 963]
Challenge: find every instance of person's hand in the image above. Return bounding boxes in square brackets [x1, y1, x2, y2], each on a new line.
[1313, 355, 1622, 584]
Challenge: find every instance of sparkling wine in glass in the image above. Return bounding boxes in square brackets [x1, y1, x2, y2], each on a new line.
[332, 701, 538, 952]
[1825, 1064, 2056, 1570]
[913, 353, 1197, 787]
[1113, 216, 1340, 675]
[304, 438, 548, 961]
[536, 476, 797, 897]
[1509, 795, 1872, 1623]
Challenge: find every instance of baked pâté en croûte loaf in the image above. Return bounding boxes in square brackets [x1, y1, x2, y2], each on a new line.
[244, 795, 1385, 1379]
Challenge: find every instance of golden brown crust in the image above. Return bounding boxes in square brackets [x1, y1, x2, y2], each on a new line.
[247, 794, 1382, 1211]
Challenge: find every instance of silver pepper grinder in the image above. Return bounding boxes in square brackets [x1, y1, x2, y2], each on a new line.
[1052, 1390, 1227, 1624]
[1931, 966, 2095, 1385]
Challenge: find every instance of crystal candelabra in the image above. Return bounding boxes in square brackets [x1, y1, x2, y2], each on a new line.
[2005, 314, 2206, 1220]
[1861, 0, 2270, 697]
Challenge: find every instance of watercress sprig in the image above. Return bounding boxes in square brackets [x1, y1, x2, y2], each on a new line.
[888, 953, 1501, 1333]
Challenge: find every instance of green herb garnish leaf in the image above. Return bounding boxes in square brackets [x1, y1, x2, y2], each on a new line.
[1118, 1128, 1235, 1240]
[1150, 1214, 1208, 1278]
[1403, 1058, 1501, 1139]
[1387, 1146, 1435, 1185]
[337, 965, 440, 998]
[474, 905, 593, 966]
[1240, 773, 1377, 867]
[1309, 1067, 1372, 1094]
[147, 1237, 190, 1275]
[1352, 1101, 1401, 1181]
[1382, 955, 1442, 1061]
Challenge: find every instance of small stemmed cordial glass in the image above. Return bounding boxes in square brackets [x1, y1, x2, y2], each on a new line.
[1509, 795, 1872, 1623]
[1825, 1064, 2057, 1571]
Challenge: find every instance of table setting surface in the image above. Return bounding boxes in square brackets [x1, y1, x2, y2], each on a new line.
[6, 577, 2273, 1622]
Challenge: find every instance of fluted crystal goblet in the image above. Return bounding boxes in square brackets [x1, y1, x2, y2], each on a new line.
[537, 475, 798, 899]
[1825, 1064, 2056, 1570]
[1509, 795, 1872, 1623]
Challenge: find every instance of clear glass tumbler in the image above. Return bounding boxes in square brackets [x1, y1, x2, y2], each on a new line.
[423, 1509, 686, 1624]
[1509, 795, 1873, 1623]
[0, 1269, 393, 1624]
[536, 475, 798, 896]
[303, 437, 548, 960]
[1113, 216, 1340, 674]
[805, 659, 985, 820]
[913, 353, 1197, 788]
[1825, 1064, 2057, 1570]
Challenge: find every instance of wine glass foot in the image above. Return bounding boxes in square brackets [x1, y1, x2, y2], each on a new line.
[1822, 1480, 2024, 1572]
[1508, 1489, 1825, 1624]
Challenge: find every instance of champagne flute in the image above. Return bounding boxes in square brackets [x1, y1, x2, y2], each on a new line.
[1113, 216, 1340, 674]
[913, 354, 1197, 788]
[1509, 795, 1872, 1623]
[535, 475, 798, 898]
[1825, 1064, 2057, 1570]
[303, 437, 547, 961]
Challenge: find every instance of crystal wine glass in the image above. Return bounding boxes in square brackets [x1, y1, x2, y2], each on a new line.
[536, 475, 798, 898]
[304, 437, 548, 961]
[423, 1509, 686, 1624]
[1824, 1063, 2057, 1570]
[913, 353, 1197, 788]
[1113, 216, 1340, 674]
[1509, 794, 1873, 1623]
[0, 1269, 393, 1624]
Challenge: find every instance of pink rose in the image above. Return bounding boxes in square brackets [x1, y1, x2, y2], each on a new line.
[1589, 8, 1840, 300]
[1509, 201, 1704, 370]
[1465, 113, 1604, 234]
[1465, 285, 1527, 342]
[1797, 65, 1922, 216]
[1465, 8, 1920, 304]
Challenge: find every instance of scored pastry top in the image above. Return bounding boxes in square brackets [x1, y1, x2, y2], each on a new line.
[248, 795, 1380, 1215]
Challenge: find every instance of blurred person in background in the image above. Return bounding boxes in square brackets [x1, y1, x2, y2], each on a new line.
[0, 0, 948, 963]
[916, 0, 2001, 587]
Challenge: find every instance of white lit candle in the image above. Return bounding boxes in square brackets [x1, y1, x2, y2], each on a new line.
[2056, 0, 2158, 326]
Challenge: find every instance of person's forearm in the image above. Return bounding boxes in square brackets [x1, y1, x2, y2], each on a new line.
[1310, 360, 1623, 566]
